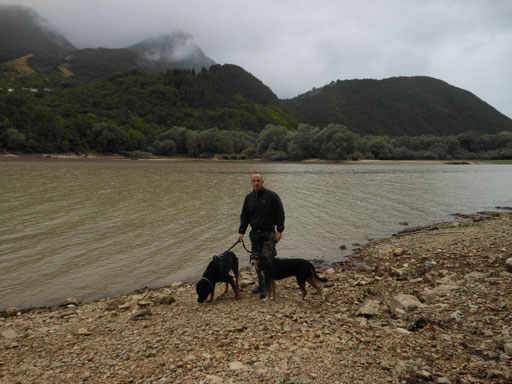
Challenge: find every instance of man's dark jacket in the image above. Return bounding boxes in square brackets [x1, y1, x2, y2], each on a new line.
[238, 187, 285, 235]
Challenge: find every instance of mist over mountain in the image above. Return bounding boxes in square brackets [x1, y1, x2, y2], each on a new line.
[0, 4, 75, 61]
[0, 4, 215, 77]
[128, 32, 216, 73]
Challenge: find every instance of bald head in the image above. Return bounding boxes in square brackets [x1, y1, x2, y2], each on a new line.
[250, 173, 264, 192]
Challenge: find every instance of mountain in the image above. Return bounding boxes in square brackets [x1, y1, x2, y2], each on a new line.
[0, 5, 215, 83]
[65, 48, 141, 81]
[1, 5, 511, 140]
[284, 77, 512, 136]
[0, 4, 75, 62]
[128, 33, 216, 73]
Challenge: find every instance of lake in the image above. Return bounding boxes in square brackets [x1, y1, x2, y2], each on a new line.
[1, 158, 511, 310]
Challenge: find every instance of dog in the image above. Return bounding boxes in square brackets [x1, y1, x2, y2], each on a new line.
[196, 251, 240, 303]
[252, 253, 328, 302]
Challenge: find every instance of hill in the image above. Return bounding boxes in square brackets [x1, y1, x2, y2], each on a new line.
[0, 5, 215, 85]
[285, 77, 512, 136]
[0, 4, 75, 62]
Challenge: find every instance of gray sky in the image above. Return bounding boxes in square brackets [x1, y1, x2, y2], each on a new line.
[6, 0, 512, 117]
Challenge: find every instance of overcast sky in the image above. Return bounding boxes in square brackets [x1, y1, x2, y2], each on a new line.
[5, 0, 512, 117]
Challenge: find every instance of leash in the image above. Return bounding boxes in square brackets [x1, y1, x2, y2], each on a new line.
[220, 238, 251, 255]
[241, 240, 252, 254]
[224, 239, 241, 253]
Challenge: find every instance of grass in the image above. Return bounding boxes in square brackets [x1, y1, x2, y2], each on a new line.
[476, 159, 512, 164]
[7, 54, 35, 74]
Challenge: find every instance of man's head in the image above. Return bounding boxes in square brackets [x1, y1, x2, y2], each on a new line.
[250, 173, 264, 192]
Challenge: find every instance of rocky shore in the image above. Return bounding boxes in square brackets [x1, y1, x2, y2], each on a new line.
[1, 212, 512, 384]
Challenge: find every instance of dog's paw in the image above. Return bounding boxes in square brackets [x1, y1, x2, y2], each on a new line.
[261, 296, 269, 301]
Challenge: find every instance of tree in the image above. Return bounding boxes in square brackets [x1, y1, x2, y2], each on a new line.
[87, 122, 128, 153]
[257, 124, 289, 155]
[369, 137, 392, 159]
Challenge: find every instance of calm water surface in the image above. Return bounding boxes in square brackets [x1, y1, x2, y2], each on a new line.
[1, 158, 511, 309]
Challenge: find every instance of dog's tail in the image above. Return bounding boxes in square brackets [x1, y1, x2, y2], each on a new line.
[312, 268, 328, 282]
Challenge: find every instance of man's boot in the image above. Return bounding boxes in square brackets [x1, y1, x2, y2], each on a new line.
[251, 269, 265, 297]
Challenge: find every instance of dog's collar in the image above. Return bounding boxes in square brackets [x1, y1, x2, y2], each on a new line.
[200, 276, 214, 289]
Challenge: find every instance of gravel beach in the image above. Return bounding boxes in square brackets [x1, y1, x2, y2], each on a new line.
[1, 211, 511, 383]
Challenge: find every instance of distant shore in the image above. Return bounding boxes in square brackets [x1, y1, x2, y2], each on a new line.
[1, 152, 500, 164]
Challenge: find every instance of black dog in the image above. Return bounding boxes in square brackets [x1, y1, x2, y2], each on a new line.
[196, 251, 240, 303]
[253, 254, 328, 302]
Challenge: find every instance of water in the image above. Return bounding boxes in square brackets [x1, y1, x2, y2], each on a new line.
[1, 158, 511, 310]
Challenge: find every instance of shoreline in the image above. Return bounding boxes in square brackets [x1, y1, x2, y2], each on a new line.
[0, 152, 489, 165]
[1, 212, 511, 383]
[2, 208, 510, 314]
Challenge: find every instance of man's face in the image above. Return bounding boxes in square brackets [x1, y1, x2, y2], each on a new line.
[251, 174, 264, 192]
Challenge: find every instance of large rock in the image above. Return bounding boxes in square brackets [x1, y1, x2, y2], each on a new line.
[1, 329, 18, 339]
[356, 299, 382, 317]
[420, 284, 460, 300]
[153, 292, 176, 305]
[506, 257, 512, 272]
[389, 294, 425, 315]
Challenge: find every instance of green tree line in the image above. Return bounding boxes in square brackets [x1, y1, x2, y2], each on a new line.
[1, 66, 512, 160]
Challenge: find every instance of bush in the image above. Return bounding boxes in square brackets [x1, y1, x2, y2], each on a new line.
[262, 149, 289, 161]
[124, 150, 152, 159]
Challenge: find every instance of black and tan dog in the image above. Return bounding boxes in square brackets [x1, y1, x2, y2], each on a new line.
[252, 253, 328, 302]
[196, 251, 240, 303]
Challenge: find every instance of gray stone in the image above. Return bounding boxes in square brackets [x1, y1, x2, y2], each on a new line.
[420, 284, 460, 300]
[1, 329, 18, 339]
[154, 293, 176, 305]
[464, 272, 486, 281]
[389, 294, 425, 314]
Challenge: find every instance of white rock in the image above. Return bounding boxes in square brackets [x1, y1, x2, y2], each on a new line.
[356, 299, 382, 317]
[325, 268, 335, 274]
[506, 257, 512, 272]
[229, 361, 248, 370]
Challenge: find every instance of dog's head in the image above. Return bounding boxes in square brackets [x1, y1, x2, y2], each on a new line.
[250, 252, 261, 270]
[250, 252, 272, 270]
[196, 279, 213, 303]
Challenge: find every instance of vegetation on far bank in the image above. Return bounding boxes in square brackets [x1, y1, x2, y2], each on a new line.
[1, 66, 512, 162]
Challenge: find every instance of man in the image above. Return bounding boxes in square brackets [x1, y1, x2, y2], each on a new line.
[238, 173, 285, 297]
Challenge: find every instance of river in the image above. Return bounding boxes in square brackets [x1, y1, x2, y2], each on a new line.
[1, 158, 511, 310]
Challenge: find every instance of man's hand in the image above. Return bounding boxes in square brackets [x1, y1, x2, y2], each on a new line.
[238, 234, 244, 242]
[274, 232, 282, 243]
